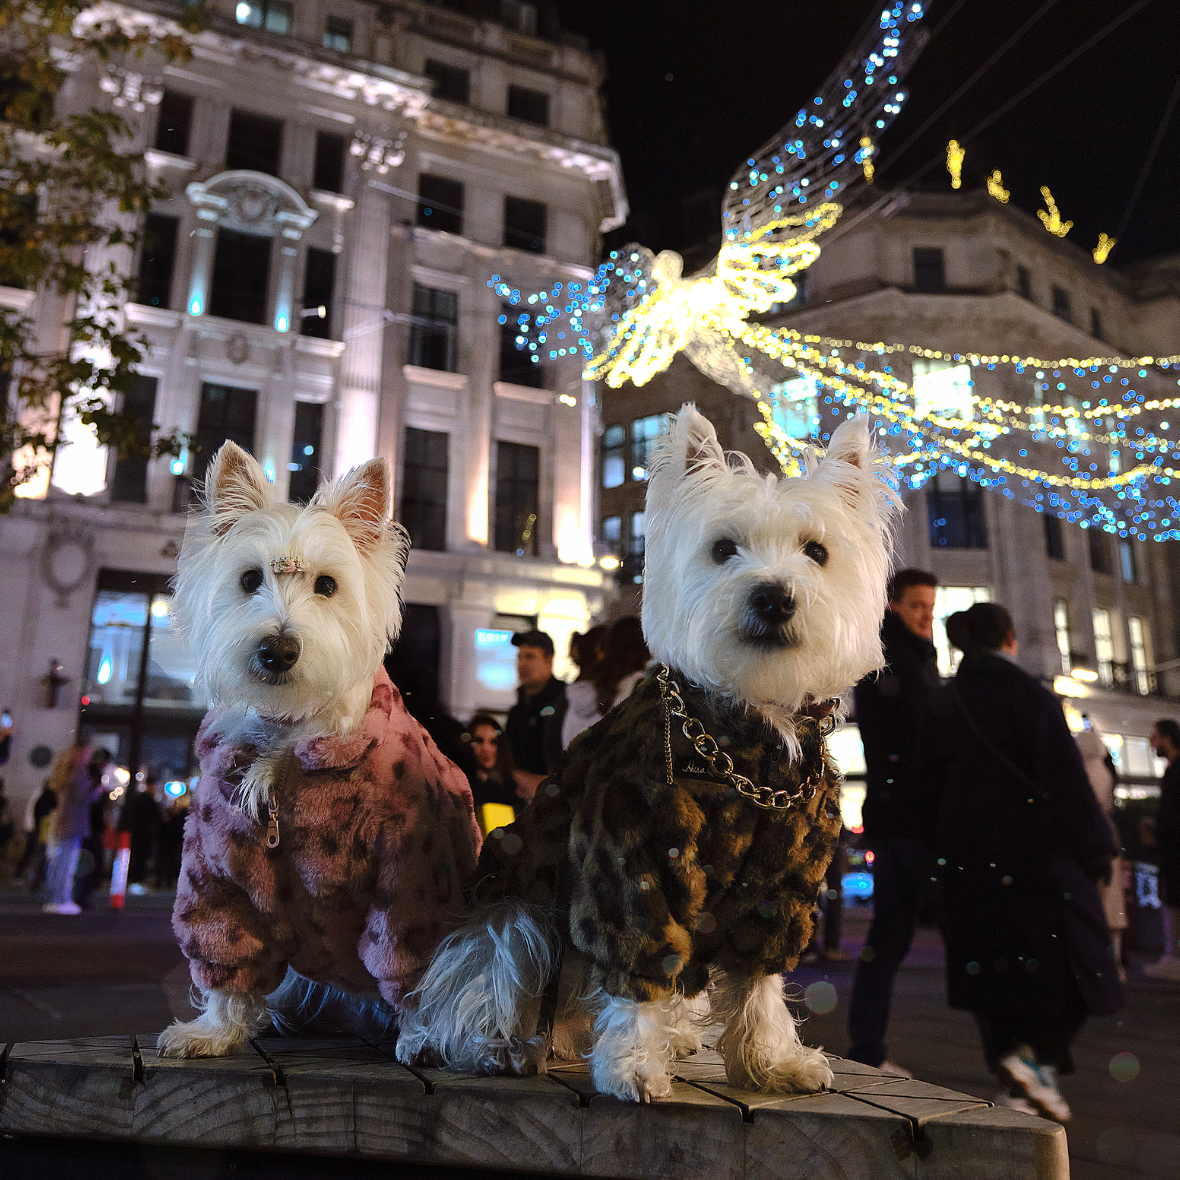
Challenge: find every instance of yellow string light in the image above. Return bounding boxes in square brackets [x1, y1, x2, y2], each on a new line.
[986, 169, 1010, 203]
[860, 136, 875, 185]
[946, 139, 965, 189]
[1037, 186, 1073, 237]
[1093, 232, 1116, 264]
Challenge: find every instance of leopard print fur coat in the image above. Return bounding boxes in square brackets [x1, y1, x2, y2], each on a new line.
[476, 666, 841, 1003]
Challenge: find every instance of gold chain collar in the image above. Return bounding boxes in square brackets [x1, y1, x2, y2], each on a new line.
[656, 664, 835, 811]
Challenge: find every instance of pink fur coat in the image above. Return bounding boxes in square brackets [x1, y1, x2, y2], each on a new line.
[173, 669, 481, 1007]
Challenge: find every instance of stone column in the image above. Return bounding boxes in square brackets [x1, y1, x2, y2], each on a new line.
[185, 190, 225, 317]
[271, 214, 306, 334]
[335, 180, 390, 474]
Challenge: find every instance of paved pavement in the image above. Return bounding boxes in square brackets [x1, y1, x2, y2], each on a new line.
[1, 887, 1176, 1178]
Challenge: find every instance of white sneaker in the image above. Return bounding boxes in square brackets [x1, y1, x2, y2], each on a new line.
[42, 901, 81, 915]
[1143, 955, 1180, 981]
[878, 1060, 914, 1079]
[997, 1046, 1071, 1123]
[994, 1090, 1038, 1116]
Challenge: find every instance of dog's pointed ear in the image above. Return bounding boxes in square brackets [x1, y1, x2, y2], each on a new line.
[205, 441, 273, 536]
[662, 403, 725, 478]
[314, 458, 391, 554]
[812, 416, 875, 509]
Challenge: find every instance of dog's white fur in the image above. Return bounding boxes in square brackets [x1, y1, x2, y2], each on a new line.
[397, 406, 899, 1100]
[157, 442, 408, 1058]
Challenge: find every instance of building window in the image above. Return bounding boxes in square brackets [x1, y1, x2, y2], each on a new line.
[1128, 616, 1154, 695]
[1043, 512, 1064, 560]
[1118, 537, 1138, 583]
[1088, 527, 1112, 575]
[602, 515, 622, 551]
[630, 415, 666, 481]
[301, 247, 336, 339]
[1092, 608, 1114, 686]
[912, 247, 945, 292]
[501, 0, 538, 36]
[499, 304, 543, 387]
[933, 585, 991, 676]
[234, 0, 292, 34]
[226, 109, 283, 176]
[601, 424, 625, 489]
[313, 131, 346, 193]
[417, 173, 463, 234]
[288, 401, 324, 504]
[927, 470, 987, 549]
[109, 375, 157, 504]
[210, 227, 272, 324]
[1053, 599, 1072, 674]
[400, 426, 449, 551]
[507, 84, 549, 126]
[80, 570, 207, 783]
[1051, 284, 1072, 323]
[769, 377, 820, 439]
[1016, 265, 1031, 299]
[494, 440, 539, 556]
[0, 193, 37, 289]
[913, 358, 972, 421]
[323, 16, 352, 51]
[194, 383, 257, 483]
[154, 90, 193, 156]
[408, 283, 458, 371]
[503, 196, 546, 253]
[136, 213, 178, 309]
[1090, 308, 1103, 340]
[424, 59, 470, 104]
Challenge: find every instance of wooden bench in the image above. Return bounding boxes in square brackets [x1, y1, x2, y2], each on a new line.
[0, 1034, 1067, 1179]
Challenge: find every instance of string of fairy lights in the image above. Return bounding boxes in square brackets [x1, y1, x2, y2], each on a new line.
[484, 2, 1180, 542]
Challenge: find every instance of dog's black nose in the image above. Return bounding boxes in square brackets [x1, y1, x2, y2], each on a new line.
[749, 583, 795, 626]
[257, 634, 301, 673]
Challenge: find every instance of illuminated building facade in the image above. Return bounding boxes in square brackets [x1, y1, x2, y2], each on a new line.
[0, 0, 624, 812]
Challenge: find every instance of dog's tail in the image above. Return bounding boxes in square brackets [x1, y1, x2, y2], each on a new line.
[394, 900, 561, 1076]
[265, 969, 399, 1042]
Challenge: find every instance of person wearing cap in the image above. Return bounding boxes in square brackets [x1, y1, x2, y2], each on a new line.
[505, 629, 567, 801]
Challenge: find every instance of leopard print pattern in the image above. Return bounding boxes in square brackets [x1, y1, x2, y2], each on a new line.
[477, 667, 841, 1002]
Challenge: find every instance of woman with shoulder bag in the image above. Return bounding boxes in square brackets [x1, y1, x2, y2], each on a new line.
[917, 602, 1123, 1123]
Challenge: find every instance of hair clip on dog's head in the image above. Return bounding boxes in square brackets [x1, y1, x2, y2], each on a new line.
[270, 558, 305, 576]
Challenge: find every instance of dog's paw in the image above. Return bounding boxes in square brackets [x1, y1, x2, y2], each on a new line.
[156, 1017, 248, 1059]
[670, 1024, 703, 1058]
[593, 1059, 674, 1103]
[726, 1044, 834, 1094]
[474, 1036, 549, 1077]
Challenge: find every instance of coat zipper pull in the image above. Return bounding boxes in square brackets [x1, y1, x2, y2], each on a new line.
[265, 794, 280, 850]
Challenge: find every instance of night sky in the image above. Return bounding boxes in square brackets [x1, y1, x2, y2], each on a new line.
[557, 0, 1180, 265]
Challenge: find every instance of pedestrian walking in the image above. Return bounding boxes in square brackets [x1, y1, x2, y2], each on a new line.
[74, 748, 113, 909]
[119, 777, 162, 894]
[1144, 718, 1180, 979]
[1076, 722, 1128, 980]
[922, 602, 1122, 1123]
[0, 777, 16, 885]
[155, 794, 188, 889]
[504, 629, 567, 800]
[42, 745, 102, 915]
[560, 625, 607, 748]
[846, 568, 941, 1075]
[19, 779, 57, 890]
[561, 616, 649, 748]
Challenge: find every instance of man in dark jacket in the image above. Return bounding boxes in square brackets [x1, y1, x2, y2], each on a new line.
[847, 569, 941, 1072]
[504, 630, 567, 801]
[1145, 718, 1180, 979]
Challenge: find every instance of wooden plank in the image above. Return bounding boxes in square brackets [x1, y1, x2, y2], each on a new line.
[745, 1092, 917, 1180]
[132, 1034, 280, 1148]
[0, 1038, 135, 1139]
[918, 1104, 1069, 1180]
[410, 1067, 583, 1174]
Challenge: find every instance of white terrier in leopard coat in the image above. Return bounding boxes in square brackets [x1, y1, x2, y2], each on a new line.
[395, 405, 899, 1101]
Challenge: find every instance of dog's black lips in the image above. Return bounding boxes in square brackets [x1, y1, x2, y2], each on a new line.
[248, 657, 296, 687]
[738, 617, 798, 648]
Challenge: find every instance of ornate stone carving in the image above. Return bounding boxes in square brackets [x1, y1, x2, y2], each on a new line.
[99, 67, 163, 112]
[186, 171, 318, 238]
[350, 130, 406, 174]
[226, 333, 250, 365]
[40, 519, 96, 608]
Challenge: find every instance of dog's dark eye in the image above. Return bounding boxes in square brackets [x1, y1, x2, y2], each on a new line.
[804, 540, 829, 567]
[711, 538, 739, 564]
[240, 568, 263, 594]
[314, 575, 337, 598]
